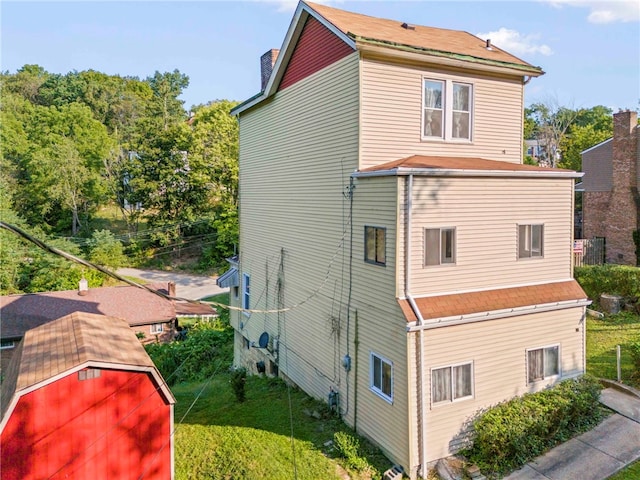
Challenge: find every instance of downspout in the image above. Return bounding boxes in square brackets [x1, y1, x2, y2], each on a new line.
[405, 174, 427, 477]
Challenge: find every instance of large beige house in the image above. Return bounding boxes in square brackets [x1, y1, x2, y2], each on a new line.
[228, 2, 589, 477]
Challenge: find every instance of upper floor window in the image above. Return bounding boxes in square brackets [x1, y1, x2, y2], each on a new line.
[425, 227, 456, 266]
[370, 352, 393, 403]
[242, 273, 251, 315]
[365, 226, 386, 266]
[423, 79, 473, 141]
[518, 224, 544, 259]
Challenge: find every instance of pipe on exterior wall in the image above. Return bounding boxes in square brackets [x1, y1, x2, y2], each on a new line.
[404, 174, 428, 478]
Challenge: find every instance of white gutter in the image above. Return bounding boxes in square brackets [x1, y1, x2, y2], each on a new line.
[406, 299, 592, 332]
[353, 168, 583, 179]
[403, 174, 428, 478]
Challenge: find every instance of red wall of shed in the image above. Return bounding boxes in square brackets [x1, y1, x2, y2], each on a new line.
[1, 369, 172, 480]
[279, 16, 354, 91]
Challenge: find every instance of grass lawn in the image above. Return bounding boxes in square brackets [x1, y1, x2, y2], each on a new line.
[586, 311, 640, 386]
[607, 461, 640, 480]
[172, 376, 390, 480]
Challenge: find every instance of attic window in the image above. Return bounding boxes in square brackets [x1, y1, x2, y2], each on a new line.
[78, 368, 101, 381]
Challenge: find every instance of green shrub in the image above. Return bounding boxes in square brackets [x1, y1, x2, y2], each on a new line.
[87, 229, 127, 269]
[629, 340, 640, 379]
[333, 431, 370, 472]
[464, 376, 603, 476]
[145, 317, 233, 385]
[574, 265, 640, 308]
[230, 367, 247, 402]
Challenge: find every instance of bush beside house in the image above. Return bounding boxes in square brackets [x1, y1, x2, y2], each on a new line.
[464, 376, 603, 477]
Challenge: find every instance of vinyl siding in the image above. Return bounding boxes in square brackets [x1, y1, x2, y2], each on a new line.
[360, 57, 525, 169]
[349, 176, 410, 468]
[417, 306, 586, 462]
[397, 175, 574, 296]
[237, 52, 409, 469]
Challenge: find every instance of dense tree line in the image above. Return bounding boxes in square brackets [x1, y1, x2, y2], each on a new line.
[0, 65, 238, 294]
[524, 101, 614, 170]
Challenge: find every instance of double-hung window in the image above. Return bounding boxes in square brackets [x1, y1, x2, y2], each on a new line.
[518, 224, 544, 258]
[432, 362, 473, 404]
[365, 226, 386, 266]
[370, 352, 393, 403]
[425, 228, 456, 266]
[242, 273, 250, 315]
[423, 79, 472, 141]
[527, 345, 559, 383]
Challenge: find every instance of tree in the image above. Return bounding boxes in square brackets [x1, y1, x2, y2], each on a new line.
[147, 70, 189, 130]
[559, 106, 613, 171]
[12, 102, 114, 234]
[88, 229, 127, 269]
[526, 98, 579, 168]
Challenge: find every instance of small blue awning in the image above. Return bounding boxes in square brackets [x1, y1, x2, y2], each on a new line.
[216, 267, 239, 288]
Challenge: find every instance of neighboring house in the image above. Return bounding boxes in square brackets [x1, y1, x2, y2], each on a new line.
[581, 110, 639, 265]
[0, 312, 175, 480]
[0, 282, 214, 367]
[230, 2, 588, 478]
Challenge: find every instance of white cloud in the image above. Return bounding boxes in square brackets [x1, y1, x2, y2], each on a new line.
[546, 0, 640, 24]
[476, 28, 553, 56]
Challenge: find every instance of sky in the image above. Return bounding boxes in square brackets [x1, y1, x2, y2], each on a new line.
[2, 0, 639, 112]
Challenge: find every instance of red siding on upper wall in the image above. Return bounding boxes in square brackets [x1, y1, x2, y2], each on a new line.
[279, 16, 354, 91]
[1, 368, 172, 480]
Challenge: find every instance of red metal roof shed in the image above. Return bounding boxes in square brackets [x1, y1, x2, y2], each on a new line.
[0, 312, 175, 480]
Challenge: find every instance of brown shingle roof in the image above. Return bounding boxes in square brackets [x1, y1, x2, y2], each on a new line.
[305, 1, 540, 72]
[399, 280, 588, 323]
[361, 155, 575, 174]
[1, 312, 172, 421]
[0, 284, 176, 339]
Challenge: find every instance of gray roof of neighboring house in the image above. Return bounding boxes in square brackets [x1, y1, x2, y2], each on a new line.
[0, 283, 177, 340]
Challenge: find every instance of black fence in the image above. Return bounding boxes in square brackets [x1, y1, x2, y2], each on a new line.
[573, 237, 606, 266]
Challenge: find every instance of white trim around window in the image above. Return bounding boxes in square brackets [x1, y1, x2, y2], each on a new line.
[0, 340, 16, 350]
[425, 227, 456, 266]
[422, 77, 473, 142]
[370, 352, 393, 404]
[527, 344, 560, 384]
[242, 273, 251, 316]
[431, 361, 474, 406]
[518, 223, 544, 259]
[150, 323, 164, 334]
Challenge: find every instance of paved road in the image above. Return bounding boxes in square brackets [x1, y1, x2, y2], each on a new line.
[116, 267, 228, 301]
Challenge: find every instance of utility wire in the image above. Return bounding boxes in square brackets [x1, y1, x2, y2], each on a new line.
[0, 220, 350, 316]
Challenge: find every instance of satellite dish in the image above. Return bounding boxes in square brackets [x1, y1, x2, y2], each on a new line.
[258, 332, 269, 349]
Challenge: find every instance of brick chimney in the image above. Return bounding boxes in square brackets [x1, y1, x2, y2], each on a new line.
[609, 110, 639, 264]
[168, 282, 176, 297]
[260, 49, 279, 91]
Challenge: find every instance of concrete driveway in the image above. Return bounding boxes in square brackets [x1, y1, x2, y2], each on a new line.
[116, 267, 228, 301]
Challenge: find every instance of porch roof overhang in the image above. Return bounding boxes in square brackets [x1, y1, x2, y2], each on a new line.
[216, 267, 239, 288]
[352, 155, 584, 179]
[400, 280, 590, 331]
